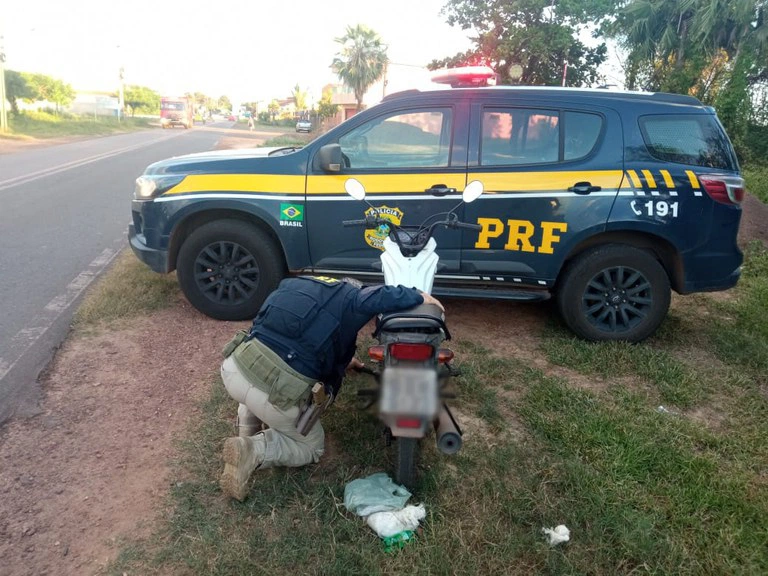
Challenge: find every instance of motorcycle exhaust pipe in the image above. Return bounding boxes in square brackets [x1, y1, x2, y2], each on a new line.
[435, 404, 462, 455]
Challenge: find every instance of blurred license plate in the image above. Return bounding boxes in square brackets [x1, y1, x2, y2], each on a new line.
[380, 367, 438, 417]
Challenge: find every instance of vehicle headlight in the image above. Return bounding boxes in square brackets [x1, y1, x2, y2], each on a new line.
[134, 174, 186, 200]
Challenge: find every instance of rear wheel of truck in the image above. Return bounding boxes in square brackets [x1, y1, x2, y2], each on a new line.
[177, 219, 285, 321]
[557, 244, 671, 342]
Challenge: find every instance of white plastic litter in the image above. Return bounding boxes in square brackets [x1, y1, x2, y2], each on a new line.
[542, 524, 570, 546]
[366, 504, 426, 538]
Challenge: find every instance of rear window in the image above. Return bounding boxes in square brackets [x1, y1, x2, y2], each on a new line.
[639, 115, 735, 170]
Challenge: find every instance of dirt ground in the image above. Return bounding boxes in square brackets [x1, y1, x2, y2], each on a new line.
[1, 133, 766, 574]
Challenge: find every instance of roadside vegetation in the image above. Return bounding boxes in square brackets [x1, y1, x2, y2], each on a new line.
[73, 252, 179, 329]
[94, 239, 768, 575]
[4, 110, 154, 139]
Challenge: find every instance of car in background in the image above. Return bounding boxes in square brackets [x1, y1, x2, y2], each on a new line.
[296, 119, 312, 133]
[227, 115, 237, 122]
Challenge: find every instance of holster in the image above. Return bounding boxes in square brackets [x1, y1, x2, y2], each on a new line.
[295, 383, 334, 436]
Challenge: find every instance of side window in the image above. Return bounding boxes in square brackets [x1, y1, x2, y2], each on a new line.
[338, 109, 452, 169]
[564, 111, 602, 160]
[639, 115, 735, 169]
[481, 109, 559, 166]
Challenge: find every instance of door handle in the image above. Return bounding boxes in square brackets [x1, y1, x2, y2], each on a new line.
[425, 185, 457, 196]
[568, 181, 602, 195]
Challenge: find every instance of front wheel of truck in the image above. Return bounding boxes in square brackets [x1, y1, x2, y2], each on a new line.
[177, 220, 285, 321]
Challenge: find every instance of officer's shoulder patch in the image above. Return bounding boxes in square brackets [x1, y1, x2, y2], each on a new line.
[303, 275, 341, 285]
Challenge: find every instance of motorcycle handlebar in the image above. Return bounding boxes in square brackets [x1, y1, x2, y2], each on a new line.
[342, 219, 368, 227]
[452, 221, 483, 231]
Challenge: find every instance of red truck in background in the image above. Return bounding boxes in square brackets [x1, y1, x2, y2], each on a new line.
[160, 96, 193, 129]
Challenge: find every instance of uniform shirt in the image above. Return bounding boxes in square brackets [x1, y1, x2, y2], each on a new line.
[249, 277, 424, 395]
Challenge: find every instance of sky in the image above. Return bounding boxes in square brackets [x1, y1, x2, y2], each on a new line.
[0, 0, 475, 106]
[1, 0, 625, 108]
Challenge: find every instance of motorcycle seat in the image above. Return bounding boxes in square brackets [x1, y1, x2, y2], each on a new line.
[376, 303, 445, 333]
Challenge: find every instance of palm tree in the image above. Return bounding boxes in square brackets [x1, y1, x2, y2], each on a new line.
[291, 84, 308, 113]
[331, 24, 388, 111]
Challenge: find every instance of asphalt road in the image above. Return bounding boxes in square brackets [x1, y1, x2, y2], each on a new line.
[0, 124, 232, 424]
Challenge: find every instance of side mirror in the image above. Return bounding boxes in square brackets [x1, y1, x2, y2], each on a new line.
[344, 178, 366, 200]
[463, 180, 484, 203]
[317, 144, 343, 172]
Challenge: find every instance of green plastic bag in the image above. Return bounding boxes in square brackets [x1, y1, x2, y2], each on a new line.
[343, 473, 411, 516]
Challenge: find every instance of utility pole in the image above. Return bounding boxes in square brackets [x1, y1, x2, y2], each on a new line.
[0, 35, 8, 133]
[118, 66, 125, 122]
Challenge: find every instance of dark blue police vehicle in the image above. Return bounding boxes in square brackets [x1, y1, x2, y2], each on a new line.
[129, 78, 744, 342]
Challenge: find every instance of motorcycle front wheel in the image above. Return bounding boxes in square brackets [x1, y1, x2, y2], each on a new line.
[396, 438, 419, 490]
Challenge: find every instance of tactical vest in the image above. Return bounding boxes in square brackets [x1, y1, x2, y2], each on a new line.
[248, 277, 352, 380]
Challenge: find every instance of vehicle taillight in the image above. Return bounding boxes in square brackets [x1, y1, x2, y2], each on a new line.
[437, 348, 454, 363]
[396, 418, 422, 429]
[389, 343, 434, 361]
[368, 345, 385, 361]
[699, 174, 745, 205]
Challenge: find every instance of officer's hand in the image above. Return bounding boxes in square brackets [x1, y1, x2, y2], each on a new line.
[420, 291, 445, 312]
[347, 357, 365, 372]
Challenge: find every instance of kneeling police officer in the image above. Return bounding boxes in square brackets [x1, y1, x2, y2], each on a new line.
[219, 275, 443, 501]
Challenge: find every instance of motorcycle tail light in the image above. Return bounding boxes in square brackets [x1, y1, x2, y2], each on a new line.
[396, 418, 422, 428]
[437, 348, 454, 363]
[389, 343, 434, 361]
[368, 345, 385, 361]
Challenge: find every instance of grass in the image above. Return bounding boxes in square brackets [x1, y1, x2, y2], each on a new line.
[103, 242, 768, 576]
[743, 164, 768, 204]
[262, 133, 315, 148]
[4, 111, 155, 139]
[73, 250, 180, 328]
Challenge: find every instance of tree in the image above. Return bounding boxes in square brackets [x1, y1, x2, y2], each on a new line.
[291, 84, 308, 112]
[331, 24, 388, 111]
[607, 0, 768, 156]
[218, 95, 232, 112]
[124, 85, 160, 116]
[317, 93, 339, 123]
[22, 73, 75, 113]
[267, 99, 280, 122]
[4, 70, 32, 114]
[431, 0, 613, 87]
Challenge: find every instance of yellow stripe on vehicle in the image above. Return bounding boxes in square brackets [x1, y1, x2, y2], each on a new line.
[660, 169, 675, 188]
[641, 170, 657, 188]
[685, 170, 700, 188]
[626, 170, 643, 188]
[467, 170, 624, 192]
[165, 174, 305, 195]
[307, 173, 466, 194]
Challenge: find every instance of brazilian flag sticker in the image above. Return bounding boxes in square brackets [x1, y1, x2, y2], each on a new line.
[280, 204, 304, 227]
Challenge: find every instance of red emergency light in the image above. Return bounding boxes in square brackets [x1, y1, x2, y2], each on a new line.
[431, 66, 498, 88]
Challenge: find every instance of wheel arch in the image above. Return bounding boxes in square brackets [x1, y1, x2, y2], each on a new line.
[167, 208, 287, 273]
[557, 230, 684, 293]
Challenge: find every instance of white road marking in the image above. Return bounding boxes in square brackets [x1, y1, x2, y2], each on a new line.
[0, 132, 184, 192]
[0, 247, 121, 382]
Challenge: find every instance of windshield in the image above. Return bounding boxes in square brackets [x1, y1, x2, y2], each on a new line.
[161, 102, 186, 111]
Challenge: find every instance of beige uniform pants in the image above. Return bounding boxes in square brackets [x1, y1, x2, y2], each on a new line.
[221, 356, 325, 468]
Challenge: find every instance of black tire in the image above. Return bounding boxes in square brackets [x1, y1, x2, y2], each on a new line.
[176, 219, 285, 321]
[557, 244, 670, 342]
[395, 438, 418, 490]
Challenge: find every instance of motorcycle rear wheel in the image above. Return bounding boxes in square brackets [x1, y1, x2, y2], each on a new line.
[396, 438, 418, 490]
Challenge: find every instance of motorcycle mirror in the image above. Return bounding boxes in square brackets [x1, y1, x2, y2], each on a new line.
[345, 178, 366, 200]
[462, 180, 484, 203]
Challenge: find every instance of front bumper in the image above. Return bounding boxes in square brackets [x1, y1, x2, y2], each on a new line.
[128, 223, 170, 273]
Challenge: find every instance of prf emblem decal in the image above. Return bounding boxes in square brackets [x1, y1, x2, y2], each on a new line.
[364, 206, 403, 251]
[280, 203, 304, 227]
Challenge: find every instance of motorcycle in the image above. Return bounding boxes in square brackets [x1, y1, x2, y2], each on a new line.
[342, 178, 484, 489]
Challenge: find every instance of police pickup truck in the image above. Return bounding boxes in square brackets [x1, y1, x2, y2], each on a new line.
[129, 72, 744, 342]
